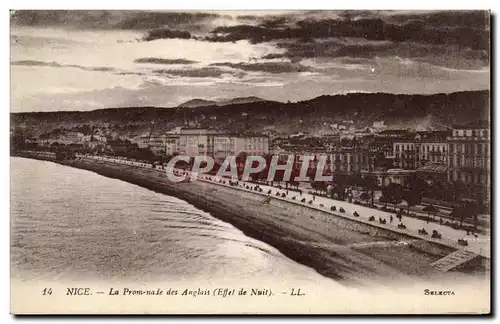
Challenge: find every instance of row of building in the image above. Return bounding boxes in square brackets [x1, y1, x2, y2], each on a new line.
[26, 131, 108, 149]
[270, 121, 490, 193]
[130, 122, 490, 192]
[132, 128, 269, 160]
[21, 121, 490, 196]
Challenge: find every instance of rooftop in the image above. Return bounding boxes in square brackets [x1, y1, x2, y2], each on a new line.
[452, 120, 490, 129]
[416, 163, 448, 174]
[376, 129, 410, 135]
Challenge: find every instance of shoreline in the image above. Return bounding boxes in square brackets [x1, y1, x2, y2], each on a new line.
[12, 152, 488, 286]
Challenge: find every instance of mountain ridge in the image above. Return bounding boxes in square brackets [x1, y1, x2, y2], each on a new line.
[177, 96, 267, 108]
[11, 90, 490, 137]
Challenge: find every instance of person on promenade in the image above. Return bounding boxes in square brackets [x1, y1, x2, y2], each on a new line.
[390, 215, 393, 223]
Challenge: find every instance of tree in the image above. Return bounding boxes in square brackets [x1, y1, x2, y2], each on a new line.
[360, 192, 370, 204]
[236, 151, 249, 179]
[311, 181, 327, 194]
[403, 189, 421, 217]
[423, 205, 439, 220]
[361, 175, 378, 206]
[331, 174, 348, 200]
[463, 200, 480, 230]
[348, 173, 363, 190]
[382, 183, 404, 211]
[379, 194, 389, 208]
[450, 207, 466, 227]
[289, 179, 300, 190]
[407, 176, 427, 196]
[451, 181, 467, 201]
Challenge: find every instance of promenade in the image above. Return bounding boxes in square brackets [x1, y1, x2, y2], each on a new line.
[195, 175, 490, 258]
[80, 154, 490, 259]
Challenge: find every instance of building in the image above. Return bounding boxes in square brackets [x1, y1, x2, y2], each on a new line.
[54, 132, 85, 145]
[362, 169, 415, 187]
[213, 135, 268, 159]
[165, 135, 180, 155]
[447, 121, 490, 192]
[331, 146, 374, 174]
[239, 135, 269, 157]
[178, 128, 269, 158]
[148, 136, 168, 155]
[134, 135, 180, 156]
[393, 131, 449, 170]
[419, 131, 448, 165]
[85, 139, 106, 152]
[65, 132, 85, 143]
[374, 129, 410, 139]
[134, 136, 149, 149]
[130, 128, 268, 158]
[134, 135, 166, 154]
[178, 128, 219, 156]
[415, 162, 448, 186]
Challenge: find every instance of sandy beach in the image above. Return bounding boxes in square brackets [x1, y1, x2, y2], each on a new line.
[15, 153, 484, 287]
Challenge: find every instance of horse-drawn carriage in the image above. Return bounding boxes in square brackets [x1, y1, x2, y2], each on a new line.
[431, 230, 442, 239]
[418, 228, 428, 235]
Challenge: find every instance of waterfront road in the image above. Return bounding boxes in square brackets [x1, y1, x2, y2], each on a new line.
[195, 175, 490, 259]
[80, 155, 490, 259]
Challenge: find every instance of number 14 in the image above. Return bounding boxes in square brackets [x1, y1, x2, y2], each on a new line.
[42, 288, 52, 295]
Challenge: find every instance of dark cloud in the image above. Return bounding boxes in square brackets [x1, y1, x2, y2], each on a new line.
[12, 10, 489, 49]
[134, 57, 198, 65]
[10, 10, 114, 29]
[116, 71, 145, 76]
[154, 67, 226, 78]
[234, 15, 261, 20]
[384, 10, 489, 29]
[113, 12, 220, 30]
[10, 10, 220, 31]
[206, 11, 489, 50]
[266, 40, 489, 70]
[142, 28, 191, 41]
[260, 17, 289, 28]
[210, 61, 312, 73]
[11, 60, 115, 72]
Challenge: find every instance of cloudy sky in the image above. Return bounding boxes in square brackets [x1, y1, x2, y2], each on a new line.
[10, 10, 490, 112]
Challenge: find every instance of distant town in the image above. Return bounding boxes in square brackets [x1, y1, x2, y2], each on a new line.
[11, 116, 490, 217]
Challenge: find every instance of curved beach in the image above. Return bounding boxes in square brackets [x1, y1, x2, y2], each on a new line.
[14, 152, 484, 287]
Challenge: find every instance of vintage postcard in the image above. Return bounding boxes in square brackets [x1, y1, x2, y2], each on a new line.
[10, 10, 490, 314]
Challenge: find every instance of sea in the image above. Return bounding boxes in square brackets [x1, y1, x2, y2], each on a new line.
[10, 157, 337, 285]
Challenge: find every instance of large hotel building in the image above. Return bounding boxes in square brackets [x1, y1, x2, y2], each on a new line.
[135, 128, 269, 159]
[447, 121, 490, 190]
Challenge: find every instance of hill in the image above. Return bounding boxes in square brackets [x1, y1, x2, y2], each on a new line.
[177, 96, 267, 108]
[11, 91, 490, 138]
[177, 99, 217, 108]
[219, 96, 267, 106]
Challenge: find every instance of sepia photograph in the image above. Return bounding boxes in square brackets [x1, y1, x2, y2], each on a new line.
[9, 9, 491, 314]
